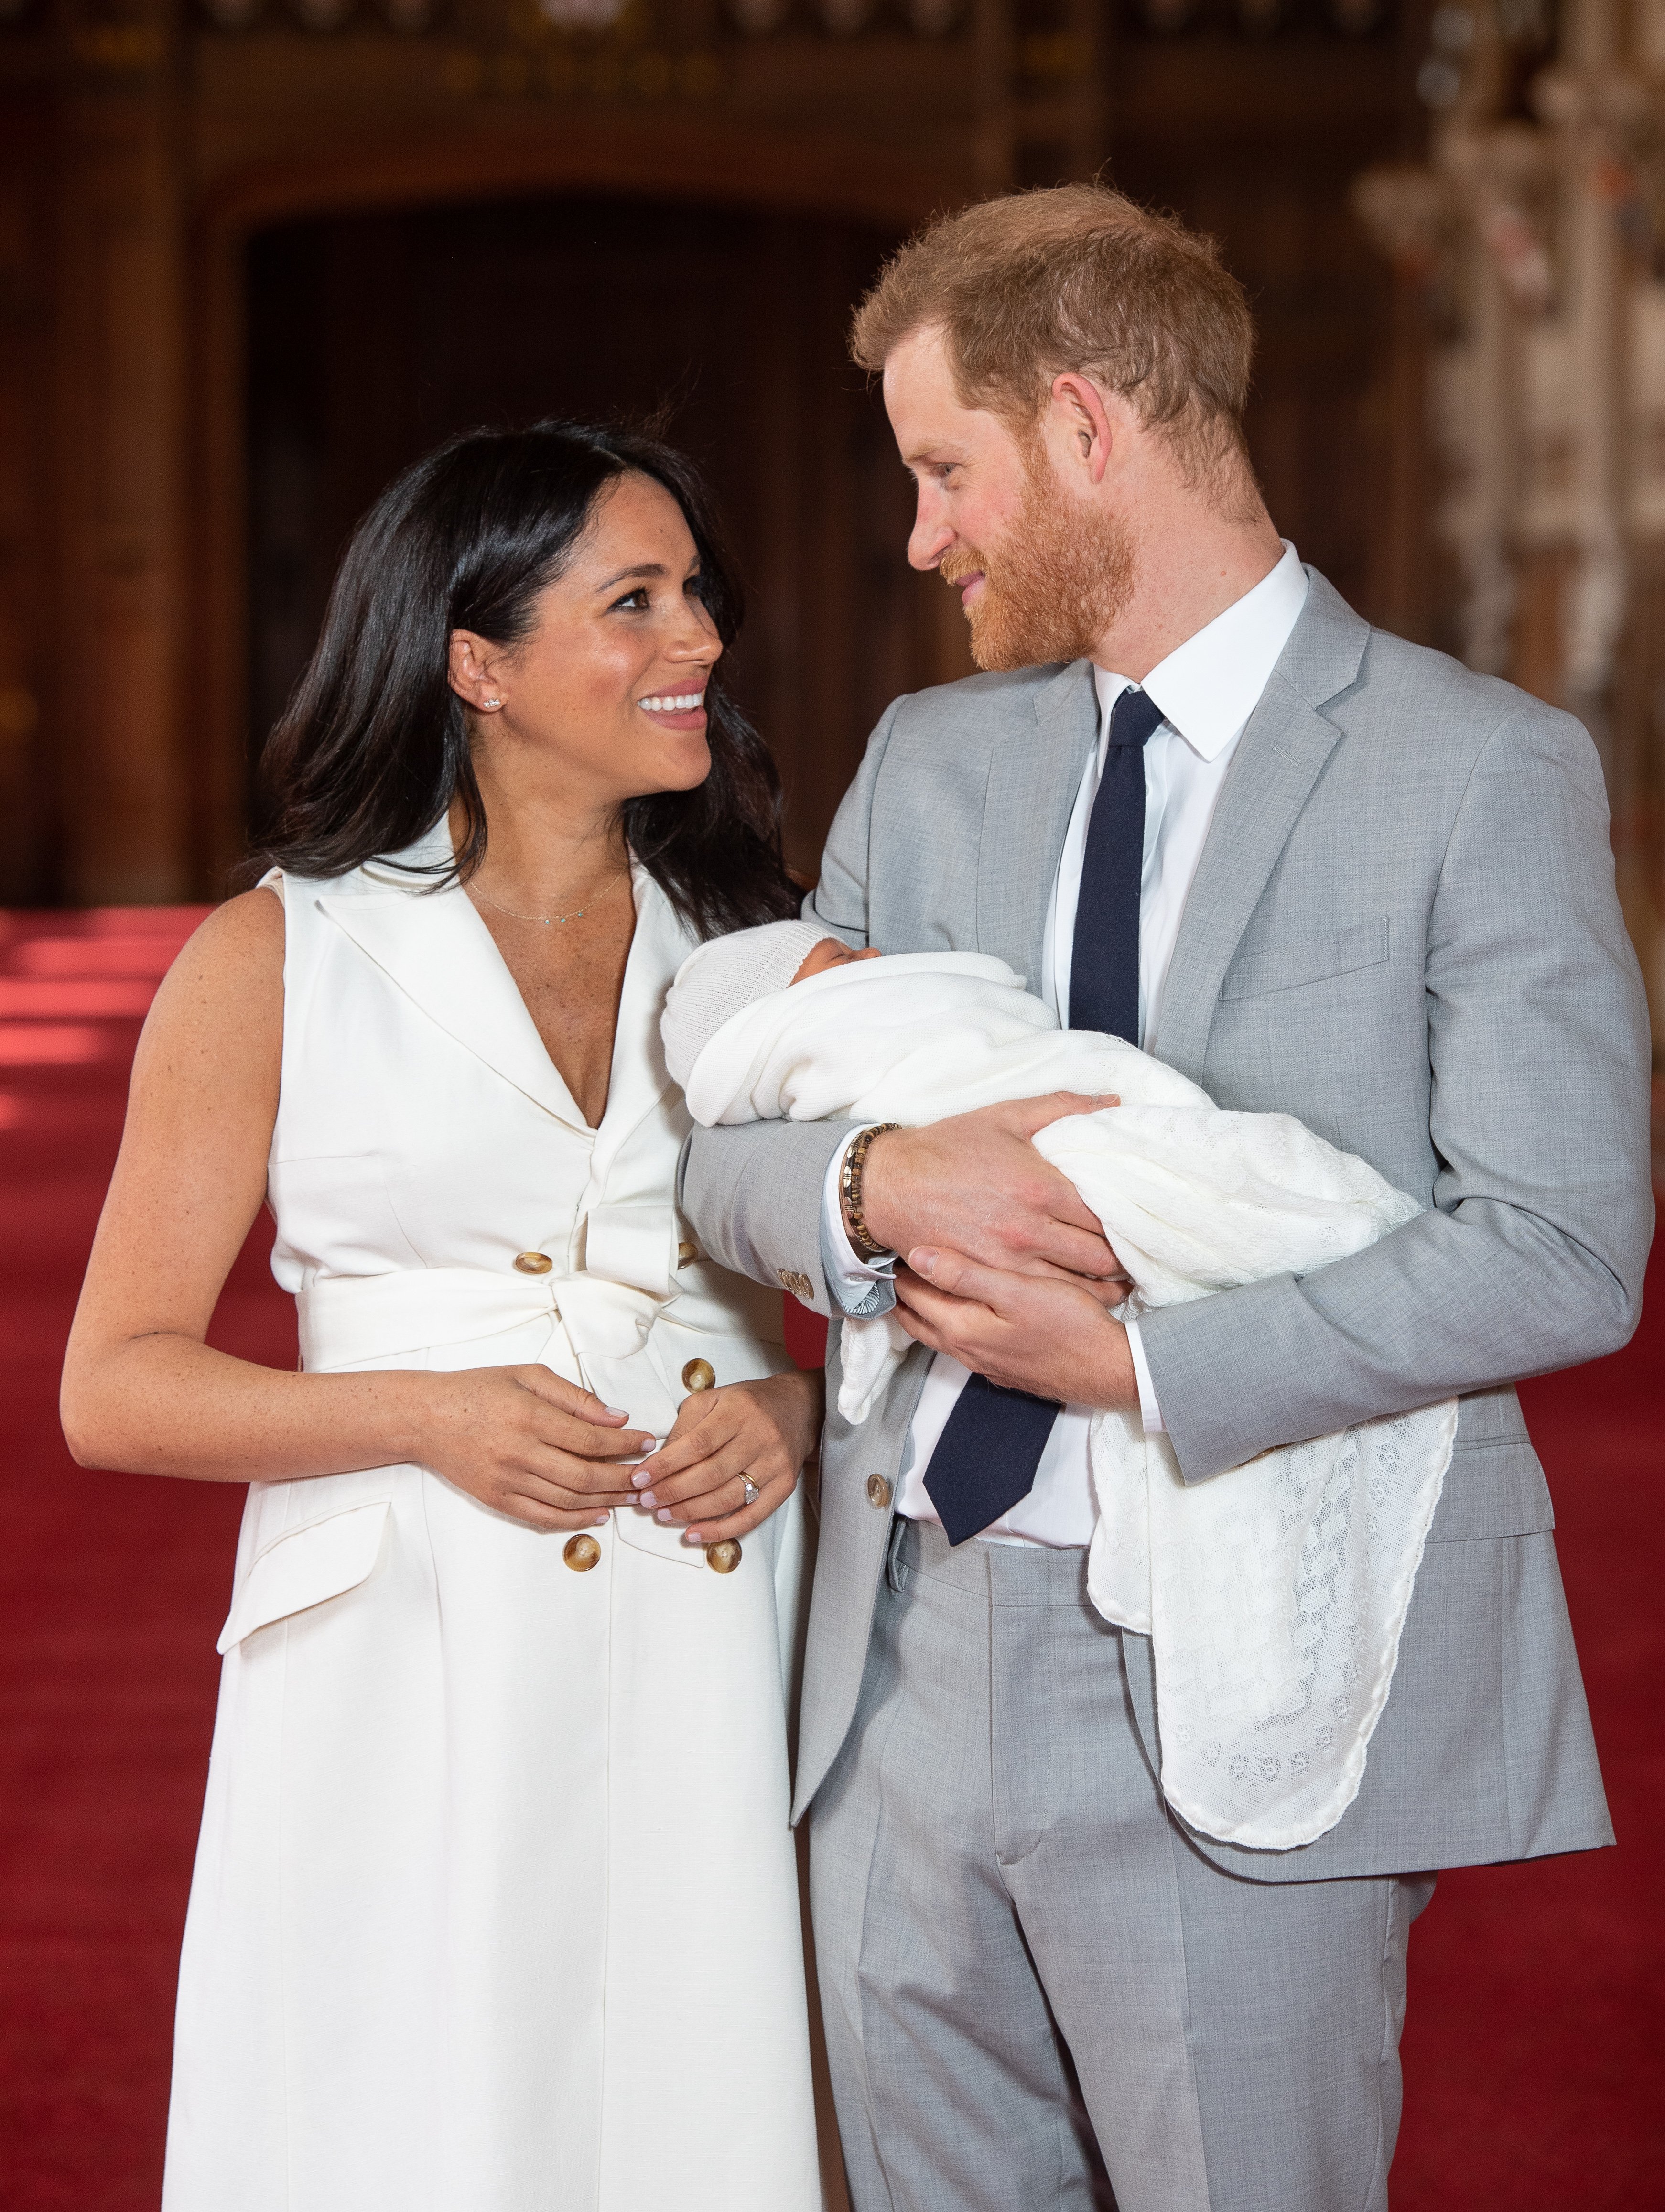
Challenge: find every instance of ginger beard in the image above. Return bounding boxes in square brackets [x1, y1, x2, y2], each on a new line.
[941, 446, 1136, 672]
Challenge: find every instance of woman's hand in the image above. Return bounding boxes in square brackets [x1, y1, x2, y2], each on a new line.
[414, 1365, 654, 1531]
[628, 1369, 823, 1545]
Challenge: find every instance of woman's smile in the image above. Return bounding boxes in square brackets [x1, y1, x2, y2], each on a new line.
[637, 686, 708, 730]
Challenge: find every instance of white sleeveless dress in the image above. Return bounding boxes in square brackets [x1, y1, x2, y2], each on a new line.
[162, 831, 823, 2212]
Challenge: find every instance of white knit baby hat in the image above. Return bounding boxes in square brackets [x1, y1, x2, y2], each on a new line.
[661, 919, 835, 1086]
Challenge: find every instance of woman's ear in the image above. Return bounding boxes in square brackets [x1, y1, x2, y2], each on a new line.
[448, 629, 507, 714]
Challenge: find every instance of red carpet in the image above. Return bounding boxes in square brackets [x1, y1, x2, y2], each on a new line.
[0, 907, 1658, 2209]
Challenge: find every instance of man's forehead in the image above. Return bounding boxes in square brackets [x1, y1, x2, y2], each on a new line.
[883, 333, 1005, 455]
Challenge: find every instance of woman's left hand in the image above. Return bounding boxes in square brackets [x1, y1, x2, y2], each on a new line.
[629, 1369, 823, 1545]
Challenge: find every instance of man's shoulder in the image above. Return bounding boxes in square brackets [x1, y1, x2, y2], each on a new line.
[882, 661, 1080, 745]
[1295, 571, 1582, 750]
[1338, 621, 1595, 778]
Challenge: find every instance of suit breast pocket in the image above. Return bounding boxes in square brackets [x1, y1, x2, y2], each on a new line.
[1220, 916, 1392, 1002]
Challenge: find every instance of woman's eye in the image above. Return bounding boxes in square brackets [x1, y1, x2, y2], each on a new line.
[610, 587, 651, 612]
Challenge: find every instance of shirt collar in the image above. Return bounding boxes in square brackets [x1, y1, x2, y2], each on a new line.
[1091, 540, 1309, 763]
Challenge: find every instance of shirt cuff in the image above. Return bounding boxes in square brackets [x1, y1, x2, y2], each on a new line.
[820, 1130, 898, 1320]
[1123, 1317, 1165, 1434]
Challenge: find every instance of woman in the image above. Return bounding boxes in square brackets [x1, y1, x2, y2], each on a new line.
[61, 422, 829, 2211]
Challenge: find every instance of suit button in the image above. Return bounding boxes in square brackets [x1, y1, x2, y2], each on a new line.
[563, 1533, 601, 1571]
[706, 1539, 742, 1574]
[514, 1251, 553, 1275]
[866, 1474, 892, 1510]
[681, 1358, 716, 1392]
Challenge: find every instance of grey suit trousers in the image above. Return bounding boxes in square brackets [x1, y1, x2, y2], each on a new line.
[811, 1520, 1436, 2212]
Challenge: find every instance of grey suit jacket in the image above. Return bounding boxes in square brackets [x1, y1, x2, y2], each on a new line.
[681, 570, 1654, 1879]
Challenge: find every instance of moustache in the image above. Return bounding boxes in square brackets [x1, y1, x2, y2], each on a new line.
[939, 546, 987, 589]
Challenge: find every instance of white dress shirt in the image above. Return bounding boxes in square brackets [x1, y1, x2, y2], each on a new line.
[822, 542, 1310, 1545]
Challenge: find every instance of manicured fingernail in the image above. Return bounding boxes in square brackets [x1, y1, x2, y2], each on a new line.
[683, 1529, 703, 1545]
[631, 1469, 652, 1488]
[604, 1404, 629, 1418]
[655, 1507, 672, 1523]
[639, 1490, 658, 1508]
[594, 1513, 608, 1525]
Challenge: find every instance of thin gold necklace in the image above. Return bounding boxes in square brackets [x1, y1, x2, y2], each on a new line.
[468, 867, 630, 930]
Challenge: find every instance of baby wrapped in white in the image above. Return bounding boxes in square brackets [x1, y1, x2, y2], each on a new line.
[664, 922, 1456, 1850]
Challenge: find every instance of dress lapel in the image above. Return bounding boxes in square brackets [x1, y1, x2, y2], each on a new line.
[1151, 572, 1370, 1081]
[318, 848, 590, 1132]
[977, 660, 1098, 988]
[588, 869, 691, 1173]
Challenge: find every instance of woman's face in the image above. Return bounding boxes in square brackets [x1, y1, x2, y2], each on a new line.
[449, 471, 722, 810]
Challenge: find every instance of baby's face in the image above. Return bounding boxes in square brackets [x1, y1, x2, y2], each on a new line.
[791, 938, 884, 985]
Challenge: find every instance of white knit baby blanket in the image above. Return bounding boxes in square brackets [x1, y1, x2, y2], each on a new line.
[681, 951, 1456, 1849]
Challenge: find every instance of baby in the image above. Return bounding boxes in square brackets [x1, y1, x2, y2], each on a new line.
[664, 918, 1458, 1854]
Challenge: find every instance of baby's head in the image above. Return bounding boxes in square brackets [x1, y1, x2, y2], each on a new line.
[788, 935, 883, 986]
[661, 919, 881, 1086]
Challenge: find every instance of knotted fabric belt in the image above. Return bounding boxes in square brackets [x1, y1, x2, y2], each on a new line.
[297, 1266, 667, 1375]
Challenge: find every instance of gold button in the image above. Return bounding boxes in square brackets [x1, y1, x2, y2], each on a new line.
[514, 1251, 553, 1276]
[777, 1267, 816, 1302]
[681, 1358, 716, 1393]
[563, 1533, 601, 1572]
[678, 1240, 698, 1268]
[866, 1474, 892, 1511]
[706, 1539, 742, 1574]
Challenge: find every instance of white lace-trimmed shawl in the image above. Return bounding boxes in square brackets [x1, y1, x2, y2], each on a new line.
[674, 950, 1457, 1850]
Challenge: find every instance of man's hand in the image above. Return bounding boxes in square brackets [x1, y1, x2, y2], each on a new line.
[857, 1095, 1131, 1287]
[893, 1247, 1140, 1410]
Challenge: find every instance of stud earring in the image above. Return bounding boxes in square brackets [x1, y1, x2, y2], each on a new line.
[482, 696, 501, 709]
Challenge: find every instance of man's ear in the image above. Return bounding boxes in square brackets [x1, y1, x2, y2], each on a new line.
[1046, 372, 1118, 486]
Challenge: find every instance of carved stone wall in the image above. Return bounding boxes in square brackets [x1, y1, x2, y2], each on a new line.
[1357, 0, 1665, 1043]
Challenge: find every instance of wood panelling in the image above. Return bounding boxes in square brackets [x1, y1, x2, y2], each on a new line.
[1106, 29, 1423, 629]
[0, 2, 1426, 900]
[242, 194, 953, 882]
[54, 42, 192, 903]
[0, 93, 55, 903]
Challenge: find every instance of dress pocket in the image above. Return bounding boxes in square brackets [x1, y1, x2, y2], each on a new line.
[217, 1499, 392, 1651]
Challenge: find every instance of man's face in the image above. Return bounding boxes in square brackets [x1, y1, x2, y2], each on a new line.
[882, 324, 1135, 672]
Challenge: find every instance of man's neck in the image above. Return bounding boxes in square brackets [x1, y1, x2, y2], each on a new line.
[1090, 511, 1287, 683]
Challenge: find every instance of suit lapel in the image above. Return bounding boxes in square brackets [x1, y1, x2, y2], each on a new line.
[319, 873, 591, 1132]
[977, 660, 1097, 988]
[1152, 573, 1369, 1080]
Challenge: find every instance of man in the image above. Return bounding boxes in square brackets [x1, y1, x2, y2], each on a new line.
[682, 185, 1653, 2212]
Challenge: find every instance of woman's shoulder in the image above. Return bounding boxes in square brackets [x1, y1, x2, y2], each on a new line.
[179, 884, 285, 966]
[134, 889, 284, 1095]
[154, 887, 284, 1006]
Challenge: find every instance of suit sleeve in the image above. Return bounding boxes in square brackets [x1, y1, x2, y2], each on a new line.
[1138, 701, 1655, 1482]
[678, 700, 908, 1317]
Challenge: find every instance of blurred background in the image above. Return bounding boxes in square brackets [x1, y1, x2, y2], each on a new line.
[0, 0, 1657, 1024]
[0, 0, 1661, 2206]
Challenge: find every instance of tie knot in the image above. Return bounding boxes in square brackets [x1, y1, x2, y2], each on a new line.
[1108, 686, 1164, 748]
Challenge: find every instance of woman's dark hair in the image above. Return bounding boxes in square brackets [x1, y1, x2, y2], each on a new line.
[246, 419, 801, 940]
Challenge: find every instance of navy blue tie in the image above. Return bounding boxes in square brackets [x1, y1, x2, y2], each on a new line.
[1069, 683, 1163, 1043]
[921, 683, 1160, 1546]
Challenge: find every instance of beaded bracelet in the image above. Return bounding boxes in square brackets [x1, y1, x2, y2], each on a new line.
[840, 1123, 901, 1263]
